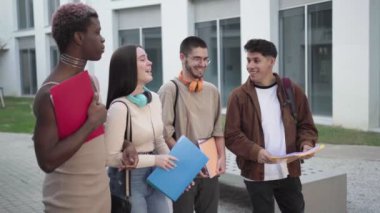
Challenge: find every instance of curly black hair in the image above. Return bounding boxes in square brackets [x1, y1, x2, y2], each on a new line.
[51, 3, 98, 53]
[244, 39, 277, 58]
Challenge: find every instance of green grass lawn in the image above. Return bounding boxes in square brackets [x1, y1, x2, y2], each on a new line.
[317, 124, 380, 146]
[0, 97, 379, 146]
[0, 97, 35, 133]
[220, 115, 380, 146]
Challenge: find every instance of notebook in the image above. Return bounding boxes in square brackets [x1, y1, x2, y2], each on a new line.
[147, 136, 208, 201]
[198, 137, 218, 178]
[50, 71, 104, 142]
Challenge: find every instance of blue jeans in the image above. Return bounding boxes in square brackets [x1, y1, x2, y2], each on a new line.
[130, 167, 172, 213]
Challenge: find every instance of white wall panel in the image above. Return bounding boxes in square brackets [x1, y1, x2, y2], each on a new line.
[333, 0, 370, 130]
[194, 0, 239, 23]
[161, 0, 190, 82]
[280, 0, 328, 9]
[117, 5, 161, 30]
[240, 0, 279, 83]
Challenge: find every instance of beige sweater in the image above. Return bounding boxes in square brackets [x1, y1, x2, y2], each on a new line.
[105, 92, 169, 168]
[158, 78, 224, 143]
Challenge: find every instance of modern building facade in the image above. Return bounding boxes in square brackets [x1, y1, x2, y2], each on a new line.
[0, 0, 379, 132]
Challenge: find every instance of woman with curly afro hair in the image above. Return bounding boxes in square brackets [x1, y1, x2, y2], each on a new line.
[32, 3, 112, 212]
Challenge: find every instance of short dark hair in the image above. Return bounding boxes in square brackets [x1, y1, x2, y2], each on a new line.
[180, 36, 207, 56]
[106, 45, 139, 109]
[244, 39, 277, 58]
[52, 3, 98, 53]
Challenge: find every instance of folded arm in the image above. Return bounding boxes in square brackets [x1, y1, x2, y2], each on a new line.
[33, 89, 106, 173]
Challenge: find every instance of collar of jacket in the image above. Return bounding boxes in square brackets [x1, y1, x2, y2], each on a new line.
[241, 73, 287, 122]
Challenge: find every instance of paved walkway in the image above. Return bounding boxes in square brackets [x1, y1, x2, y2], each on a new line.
[0, 133, 44, 212]
[1, 132, 380, 212]
[0, 132, 250, 213]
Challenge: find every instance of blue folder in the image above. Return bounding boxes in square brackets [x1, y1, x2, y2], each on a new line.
[147, 135, 208, 201]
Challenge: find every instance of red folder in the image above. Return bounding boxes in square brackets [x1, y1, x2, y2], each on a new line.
[50, 71, 104, 142]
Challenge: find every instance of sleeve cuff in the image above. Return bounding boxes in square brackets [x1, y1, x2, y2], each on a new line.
[136, 154, 156, 168]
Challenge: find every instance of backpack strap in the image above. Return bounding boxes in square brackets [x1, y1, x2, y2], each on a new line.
[170, 80, 179, 139]
[282, 77, 297, 121]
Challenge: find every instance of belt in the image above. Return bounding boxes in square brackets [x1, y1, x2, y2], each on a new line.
[138, 151, 154, 155]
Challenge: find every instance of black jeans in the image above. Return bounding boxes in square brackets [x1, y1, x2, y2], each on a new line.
[244, 176, 304, 213]
[173, 177, 219, 213]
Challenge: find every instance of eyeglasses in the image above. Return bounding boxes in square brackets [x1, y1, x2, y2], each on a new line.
[189, 56, 211, 65]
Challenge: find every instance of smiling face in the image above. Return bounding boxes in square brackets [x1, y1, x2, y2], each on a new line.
[181, 47, 209, 80]
[136, 47, 153, 85]
[246, 51, 276, 86]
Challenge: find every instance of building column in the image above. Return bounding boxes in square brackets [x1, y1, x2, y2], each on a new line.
[90, 0, 114, 101]
[33, 0, 49, 90]
[333, 0, 371, 130]
[369, 0, 380, 130]
[161, 0, 193, 83]
[240, 0, 279, 83]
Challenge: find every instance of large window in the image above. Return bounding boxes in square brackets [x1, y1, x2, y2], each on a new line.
[280, 2, 332, 116]
[50, 46, 59, 70]
[18, 37, 37, 95]
[195, 17, 241, 107]
[119, 27, 163, 92]
[47, 0, 60, 25]
[119, 29, 140, 45]
[279, 7, 305, 89]
[49, 35, 59, 70]
[17, 0, 34, 29]
[194, 21, 218, 87]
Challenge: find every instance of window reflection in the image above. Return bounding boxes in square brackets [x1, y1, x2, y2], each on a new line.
[280, 2, 332, 116]
[143, 28, 163, 92]
[119, 27, 163, 92]
[195, 18, 241, 107]
[47, 0, 60, 25]
[279, 7, 305, 90]
[195, 21, 218, 87]
[220, 18, 241, 107]
[308, 2, 332, 116]
[19, 37, 37, 95]
[17, 0, 34, 29]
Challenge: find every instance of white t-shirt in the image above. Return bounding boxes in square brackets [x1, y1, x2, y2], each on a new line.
[255, 83, 289, 181]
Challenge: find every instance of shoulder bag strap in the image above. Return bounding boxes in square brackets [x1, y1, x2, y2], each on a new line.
[170, 80, 179, 139]
[110, 100, 132, 198]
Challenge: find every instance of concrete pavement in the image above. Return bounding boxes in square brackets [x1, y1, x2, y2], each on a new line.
[0, 133, 44, 213]
[1, 132, 380, 212]
[221, 143, 380, 213]
[0, 132, 251, 213]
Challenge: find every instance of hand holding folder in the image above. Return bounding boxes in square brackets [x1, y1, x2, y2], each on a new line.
[50, 71, 104, 142]
[269, 144, 325, 163]
[147, 136, 208, 201]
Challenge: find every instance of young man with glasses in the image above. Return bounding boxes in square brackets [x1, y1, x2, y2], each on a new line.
[158, 36, 226, 213]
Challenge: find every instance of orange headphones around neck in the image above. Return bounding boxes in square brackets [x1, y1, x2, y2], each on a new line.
[179, 71, 203, 92]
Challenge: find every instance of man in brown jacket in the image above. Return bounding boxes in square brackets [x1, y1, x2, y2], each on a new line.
[224, 39, 318, 213]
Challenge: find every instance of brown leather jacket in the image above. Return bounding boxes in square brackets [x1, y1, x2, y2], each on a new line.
[224, 74, 318, 181]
